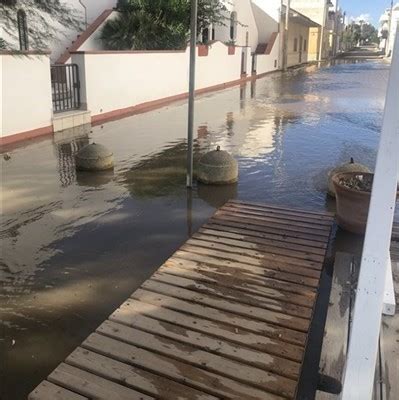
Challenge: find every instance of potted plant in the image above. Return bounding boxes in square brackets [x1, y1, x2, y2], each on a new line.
[333, 172, 375, 234]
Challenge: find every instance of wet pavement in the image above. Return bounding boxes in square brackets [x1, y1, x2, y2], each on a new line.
[0, 59, 394, 399]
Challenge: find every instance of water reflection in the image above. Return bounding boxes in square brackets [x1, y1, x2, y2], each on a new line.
[123, 141, 201, 198]
[0, 60, 396, 399]
[197, 182, 238, 208]
[56, 135, 90, 187]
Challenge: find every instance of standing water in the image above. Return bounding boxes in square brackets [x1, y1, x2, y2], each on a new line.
[0, 60, 394, 399]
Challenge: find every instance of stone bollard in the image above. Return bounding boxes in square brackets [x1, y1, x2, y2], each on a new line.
[75, 143, 114, 171]
[197, 146, 238, 185]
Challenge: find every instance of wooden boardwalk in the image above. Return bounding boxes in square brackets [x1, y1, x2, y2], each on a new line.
[29, 200, 335, 400]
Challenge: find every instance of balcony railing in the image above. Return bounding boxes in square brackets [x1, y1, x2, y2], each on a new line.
[341, 30, 399, 400]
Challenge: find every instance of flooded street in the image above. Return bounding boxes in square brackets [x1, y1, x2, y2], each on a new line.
[0, 60, 394, 399]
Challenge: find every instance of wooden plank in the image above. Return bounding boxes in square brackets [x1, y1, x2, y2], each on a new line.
[142, 278, 310, 332]
[198, 227, 326, 256]
[316, 253, 353, 400]
[391, 223, 399, 241]
[48, 363, 154, 400]
[28, 381, 88, 400]
[160, 262, 314, 307]
[184, 239, 323, 270]
[192, 233, 325, 263]
[391, 242, 399, 261]
[112, 299, 304, 363]
[222, 202, 334, 225]
[173, 250, 320, 288]
[315, 392, 339, 400]
[212, 214, 329, 242]
[132, 289, 307, 346]
[216, 209, 332, 232]
[225, 202, 333, 227]
[83, 333, 286, 400]
[97, 320, 298, 397]
[177, 246, 322, 279]
[206, 220, 327, 249]
[109, 305, 301, 379]
[66, 347, 218, 400]
[228, 199, 335, 219]
[151, 271, 313, 318]
[165, 257, 317, 298]
[318, 253, 352, 380]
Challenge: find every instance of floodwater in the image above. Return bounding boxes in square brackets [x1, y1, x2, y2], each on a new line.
[0, 60, 395, 399]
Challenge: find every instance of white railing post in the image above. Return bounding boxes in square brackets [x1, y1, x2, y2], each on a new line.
[341, 30, 399, 400]
[383, 254, 396, 315]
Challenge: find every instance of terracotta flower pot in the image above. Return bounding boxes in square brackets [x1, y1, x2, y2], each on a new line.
[228, 45, 235, 55]
[333, 172, 373, 234]
[198, 45, 209, 57]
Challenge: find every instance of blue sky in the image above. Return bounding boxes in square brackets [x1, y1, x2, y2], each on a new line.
[340, 0, 392, 26]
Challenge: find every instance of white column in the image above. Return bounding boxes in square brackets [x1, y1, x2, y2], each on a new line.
[341, 30, 399, 400]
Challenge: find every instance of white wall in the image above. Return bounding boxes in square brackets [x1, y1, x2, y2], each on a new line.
[251, 3, 279, 44]
[78, 11, 118, 52]
[1, 54, 53, 138]
[74, 0, 117, 24]
[197, 42, 243, 88]
[290, 0, 325, 25]
[234, 0, 259, 51]
[252, 0, 281, 23]
[1, 0, 116, 62]
[388, 6, 399, 55]
[256, 33, 280, 74]
[72, 42, 244, 117]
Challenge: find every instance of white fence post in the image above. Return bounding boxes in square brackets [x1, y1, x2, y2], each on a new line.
[341, 31, 399, 400]
[383, 254, 396, 315]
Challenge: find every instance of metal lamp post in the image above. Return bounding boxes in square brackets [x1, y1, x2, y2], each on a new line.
[186, 0, 198, 188]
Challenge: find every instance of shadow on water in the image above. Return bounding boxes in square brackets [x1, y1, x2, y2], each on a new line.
[0, 60, 396, 399]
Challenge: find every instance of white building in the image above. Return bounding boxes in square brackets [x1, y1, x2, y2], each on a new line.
[379, 9, 391, 52]
[386, 3, 399, 57]
[0, 0, 117, 62]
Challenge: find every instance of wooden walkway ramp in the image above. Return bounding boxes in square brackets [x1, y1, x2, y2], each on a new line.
[29, 200, 335, 400]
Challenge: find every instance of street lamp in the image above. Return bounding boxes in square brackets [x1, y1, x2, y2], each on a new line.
[186, 0, 198, 188]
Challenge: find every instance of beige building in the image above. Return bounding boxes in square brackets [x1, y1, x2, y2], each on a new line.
[282, 7, 321, 67]
[290, 0, 330, 60]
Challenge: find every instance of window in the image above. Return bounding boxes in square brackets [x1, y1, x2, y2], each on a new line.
[202, 27, 209, 44]
[294, 38, 298, 52]
[230, 11, 237, 40]
[304, 39, 307, 51]
[17, 9, 29, 51]
[212, 27, 215, 41]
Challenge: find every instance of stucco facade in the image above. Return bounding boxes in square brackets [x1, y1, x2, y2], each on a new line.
[0, 0, 117, 62]
[290, 0, 329, 59]
[388, 4, 399, 56]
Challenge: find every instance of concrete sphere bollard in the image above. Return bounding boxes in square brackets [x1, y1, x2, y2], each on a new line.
[197, 146, 238, 185]
[327, 158, 370, 197]
[75, 143, 114, 171]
